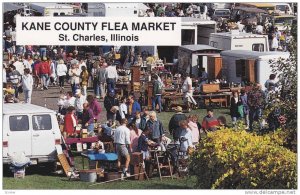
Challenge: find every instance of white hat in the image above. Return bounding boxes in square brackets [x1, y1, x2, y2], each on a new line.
[71, 59, 79, 65]
[75, 89, 81, 95]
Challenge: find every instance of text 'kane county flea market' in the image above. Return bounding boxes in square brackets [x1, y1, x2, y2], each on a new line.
[21, 22, 177, 31]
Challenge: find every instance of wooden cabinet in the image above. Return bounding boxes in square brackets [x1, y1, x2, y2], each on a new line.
[245, 59, 256, 83]
[208, 56, 222, 79]
[131, 66, 141, 83]
[147, 82, 153, 110]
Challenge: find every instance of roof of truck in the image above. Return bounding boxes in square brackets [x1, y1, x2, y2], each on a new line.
[210, 31, 268, 38]
[3, 103, 56, 114]
[220, 50, 290, 60]
[180, 44, 221, 52]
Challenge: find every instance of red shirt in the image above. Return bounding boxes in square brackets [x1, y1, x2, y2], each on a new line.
[38, 61, 51, 75]
[63, 113, 77, 134]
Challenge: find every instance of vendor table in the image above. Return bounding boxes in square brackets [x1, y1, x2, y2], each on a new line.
[115, 82, 131, 97]
[162, 93, 231, 110]
[81, 151, 118, 170]
[65, 137, 99, 145]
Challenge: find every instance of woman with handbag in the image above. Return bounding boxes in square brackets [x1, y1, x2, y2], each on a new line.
[230, 91, 242, 126]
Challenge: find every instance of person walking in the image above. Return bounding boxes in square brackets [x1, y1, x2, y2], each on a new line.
[56, 59, 68, 93]
[248, 83, 266, 131]
[86, 95, 102, 121]
[80, 66, 89, 96]
[182, 73, 196, 112]
[152, 74, 163, 113]
[168, 106, 187, 141]
[7, 64, 21, 99]
[230, 91, 242, 126]
[98, 61, 107, 99]
[68, 59, 81, 95]
[105, 62, 118, 92]
[21, 68, 33, 103]
[38, 57, 51, 90]
[114, 118, 132, 177]
[240, 89, 250, 129]
[104, 89, 119, 122]
[91, 61, 100, 98]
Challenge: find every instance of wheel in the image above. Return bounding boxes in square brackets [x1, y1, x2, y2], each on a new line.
[39, 161, 57, 173]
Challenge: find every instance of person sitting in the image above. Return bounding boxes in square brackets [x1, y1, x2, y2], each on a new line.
[217, 115, 228, 129]
[201, 108, 219, 133]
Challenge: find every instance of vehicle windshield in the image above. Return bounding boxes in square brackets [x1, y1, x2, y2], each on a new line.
[274, 17, 293, 25]
[215, 10, 230, 16]
[276, 5, 288, 12]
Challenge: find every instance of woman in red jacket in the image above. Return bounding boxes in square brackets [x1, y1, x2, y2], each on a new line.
[63, 106, 77, 138]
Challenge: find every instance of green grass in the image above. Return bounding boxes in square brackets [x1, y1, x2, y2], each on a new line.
[3, 108, 231, 189]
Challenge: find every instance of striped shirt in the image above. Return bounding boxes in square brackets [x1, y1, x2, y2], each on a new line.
[201, 115, 219, 132]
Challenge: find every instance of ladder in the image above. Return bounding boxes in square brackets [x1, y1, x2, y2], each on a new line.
[153, 150, 173, 181]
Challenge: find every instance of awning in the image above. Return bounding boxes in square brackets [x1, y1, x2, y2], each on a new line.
[3, 3, 23, 13]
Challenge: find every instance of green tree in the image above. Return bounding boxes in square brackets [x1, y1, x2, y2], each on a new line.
[268, 23, 297, 152]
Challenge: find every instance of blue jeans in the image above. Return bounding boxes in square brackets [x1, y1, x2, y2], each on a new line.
[152, 95, 162, 112]
[249, 107, 263, 131]
[24, 90, 32, 103]
[106, 78, 115, 92]
[40, 74, 49, 88]
[40, 47, 47, 57]
[71, 83, 79, 96]
[93, 79, 100, 97]
[87, 123, 95, 133]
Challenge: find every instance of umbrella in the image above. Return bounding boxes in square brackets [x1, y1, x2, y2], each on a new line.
[3, 3, 23, 13]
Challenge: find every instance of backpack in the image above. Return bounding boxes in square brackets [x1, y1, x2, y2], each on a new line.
[157, 81, 163, 94]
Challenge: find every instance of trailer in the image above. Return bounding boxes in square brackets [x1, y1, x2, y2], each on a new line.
[85, 3, 149, 17]
[29, 3, 79, 16]
[177, 44, 221, 77]
[220, 50, 289, 90]
[209, 30, 269, 52]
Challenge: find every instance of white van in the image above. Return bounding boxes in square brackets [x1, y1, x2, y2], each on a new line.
[3, 103, 62, 170]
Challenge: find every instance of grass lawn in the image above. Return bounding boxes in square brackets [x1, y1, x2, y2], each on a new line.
[3, 108, 231, 189]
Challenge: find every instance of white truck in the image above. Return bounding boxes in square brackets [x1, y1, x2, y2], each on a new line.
[209, 30, 269, 52]
[85, 3, 149, 17]
[220, 50, 289, 90]
[29, 3, 79, 16]
[3, 103, 62, 171]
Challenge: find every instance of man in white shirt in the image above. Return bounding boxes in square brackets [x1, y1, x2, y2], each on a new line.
[114, 118, 131, 177]
[182, 73, 196, 112]
[74, 89, 87, 121]
[105, 62, 118, 92]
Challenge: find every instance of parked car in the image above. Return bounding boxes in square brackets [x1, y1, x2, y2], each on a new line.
[212, 8, 231, 20]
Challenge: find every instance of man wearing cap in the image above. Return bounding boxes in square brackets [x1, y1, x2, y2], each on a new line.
[74, 89, 87, 121]
[168, 106, 187, 141]
[68, 59, 81, 95]
[38, 57, 51, 90]
[104, 89, 119, 122]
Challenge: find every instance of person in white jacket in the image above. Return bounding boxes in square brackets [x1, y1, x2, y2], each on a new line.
[56, 59, 68, 92]
[22, 68, 33, 103]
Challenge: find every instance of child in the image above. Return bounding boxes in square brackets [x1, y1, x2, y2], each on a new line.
[82, 103, 94, 135]
[188, 115, 200, 146]
[4, 82, 15, 97]
[63, 106, 77, 138]
[179, 120, 193, 154]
